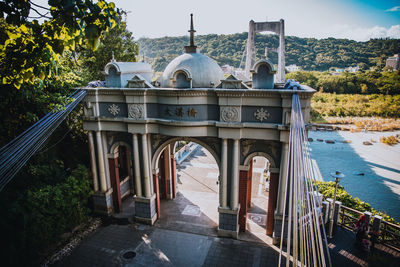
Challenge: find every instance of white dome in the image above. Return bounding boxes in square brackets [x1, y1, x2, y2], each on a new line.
[161, 52, 224, 88]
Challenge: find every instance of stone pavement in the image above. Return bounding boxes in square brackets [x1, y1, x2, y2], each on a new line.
[55, 224, 281, 267]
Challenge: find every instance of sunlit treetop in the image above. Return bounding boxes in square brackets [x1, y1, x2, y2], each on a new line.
[0, 0, 120, 89]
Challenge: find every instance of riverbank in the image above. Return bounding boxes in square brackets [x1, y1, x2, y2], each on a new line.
[308, 130, 400, 221]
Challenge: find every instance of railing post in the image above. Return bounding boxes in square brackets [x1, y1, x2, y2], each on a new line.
[322, 201, 330, 224]
[372, 215, 382, 233]
[364, 211, 372, 231]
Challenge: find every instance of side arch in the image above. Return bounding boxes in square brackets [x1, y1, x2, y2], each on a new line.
[109, 141, 132, 157]
[243, 151, 276, 168]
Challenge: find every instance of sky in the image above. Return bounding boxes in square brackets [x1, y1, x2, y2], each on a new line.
[34, 0, 400, 41]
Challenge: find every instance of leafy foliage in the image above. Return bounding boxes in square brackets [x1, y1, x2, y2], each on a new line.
[287, 70, 400, 95]
[0, 0, 120, 88]
[137, 33, 400, 72]
[79, 20, 139, 81]
[0, 164, 92, 266]
[311, 92, 400, 118]
[315, 182, 398, 225]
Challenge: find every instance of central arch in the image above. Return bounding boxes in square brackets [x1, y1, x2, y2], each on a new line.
[152, 136, 221, 172]
[151, 136, 222, 234]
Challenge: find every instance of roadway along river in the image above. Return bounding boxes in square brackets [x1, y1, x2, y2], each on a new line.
[308, 130, 400, 221]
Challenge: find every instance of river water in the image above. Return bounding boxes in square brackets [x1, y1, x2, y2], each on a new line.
[308, 130, 400, 221]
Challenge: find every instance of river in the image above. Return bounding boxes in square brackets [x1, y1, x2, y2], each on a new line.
[308, 130, 400, 221]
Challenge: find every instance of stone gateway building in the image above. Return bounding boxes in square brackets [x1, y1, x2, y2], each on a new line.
[82, 15, 315, 242]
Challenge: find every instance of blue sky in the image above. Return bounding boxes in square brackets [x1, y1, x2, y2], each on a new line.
[34, 0, 400, 41]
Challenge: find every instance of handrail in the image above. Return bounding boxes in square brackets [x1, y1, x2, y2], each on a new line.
[337, 205, 400, 251]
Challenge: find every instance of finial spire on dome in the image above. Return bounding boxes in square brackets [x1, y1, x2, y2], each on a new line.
[185, 13, 197, 53]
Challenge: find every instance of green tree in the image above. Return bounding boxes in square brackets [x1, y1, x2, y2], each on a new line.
[0, 0, 120, 88]
[79, 19, 139, 81]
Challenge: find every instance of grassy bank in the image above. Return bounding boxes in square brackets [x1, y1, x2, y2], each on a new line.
[310, 92, 400, 130]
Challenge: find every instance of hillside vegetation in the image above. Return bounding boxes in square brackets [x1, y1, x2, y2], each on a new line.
[137, 33, 400, 72]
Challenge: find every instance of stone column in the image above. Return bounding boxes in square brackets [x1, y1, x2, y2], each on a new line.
[220, 138, 228, 208]
[171, 154, 177, 198]
[132, 134, 142, 197]
[230, 139, 239, 209]
[142, 134, 151, 198]
[153, 172, 161, 218]
[267, 171, 279, 236]
[134, 133, 157, 225]
[92, 131, 113, 215]
[102, 132, 111, 190]
[96, 131, 107, 192]
[245, 20, 255, 78]
[88, 131, 99, 192]
[278, 19, 285, 83]
[218, 139, 240, 239]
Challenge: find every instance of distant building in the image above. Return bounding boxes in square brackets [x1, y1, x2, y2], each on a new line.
[335, 68, 345, 73]
[286, 64, 300, 72]
[345, 66, 360, 73]
[386, 54, 400, 70]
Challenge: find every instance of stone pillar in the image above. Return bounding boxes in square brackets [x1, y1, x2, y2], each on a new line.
[364, 211, 372, 230]
[171, 154, 177, 198]
[102, 132, 111, 190]
[245, 20, 255, 78]
[164, 145, 173, 199]
[153, 172, 161, 218]
[230, 139, 239, 209]
[372, 215, 382, 233]
[96, 131, 107, 192]
[238, 167, 249, 232]
[132, 134, 142, 197]
[267, 171, 279, 236]
[92, 131, 113, 215]
[218, 139, 240, 239]
[220, 138, 228, 208]
[109, 156, 122, 213]
[278, 19, 285, 83]
[273, 142, 289, 244]
[247, 160, 253, 208]
[327, 199, 342, 236]
[322, 201, 330, 224]
[141, 134, 151, 198]
[88, 131, 99, 192]
[134, 133, 157, 225]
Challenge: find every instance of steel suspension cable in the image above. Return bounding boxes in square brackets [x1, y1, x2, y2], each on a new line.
[279, 90, 332, 267]
[0, 90, 87, 191]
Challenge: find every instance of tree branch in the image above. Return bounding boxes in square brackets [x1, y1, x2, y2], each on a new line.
[29, 1, 51, 11]
[30, 7, 52, 19]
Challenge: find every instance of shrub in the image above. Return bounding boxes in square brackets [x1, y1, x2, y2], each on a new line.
[380, 136, 399, 145]
[315, 181, 398, 225]
[0, 164, 92, 266]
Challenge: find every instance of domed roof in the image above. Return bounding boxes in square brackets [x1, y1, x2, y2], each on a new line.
[160, 52, 224, 88]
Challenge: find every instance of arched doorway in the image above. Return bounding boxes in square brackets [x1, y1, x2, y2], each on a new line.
[152, 138, 220, 234]
[109, 142, 133, 213]
[240, 152, 279, 237]
[246, 156, 270, 234]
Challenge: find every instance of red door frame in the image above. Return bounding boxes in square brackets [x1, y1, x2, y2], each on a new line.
[109, 157, 122, 213]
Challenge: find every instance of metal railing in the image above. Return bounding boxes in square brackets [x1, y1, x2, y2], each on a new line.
[338, 205, 400, 251]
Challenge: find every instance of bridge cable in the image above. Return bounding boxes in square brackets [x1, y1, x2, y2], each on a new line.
[0, 90, 87, 191]
[278, 89, 332, 267]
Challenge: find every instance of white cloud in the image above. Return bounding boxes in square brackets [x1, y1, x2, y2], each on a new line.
[326, 24, 400, 41]
[386, 6, 400, 12]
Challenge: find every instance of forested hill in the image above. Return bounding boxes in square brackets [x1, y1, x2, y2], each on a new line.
[137, 33, 400, 72]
